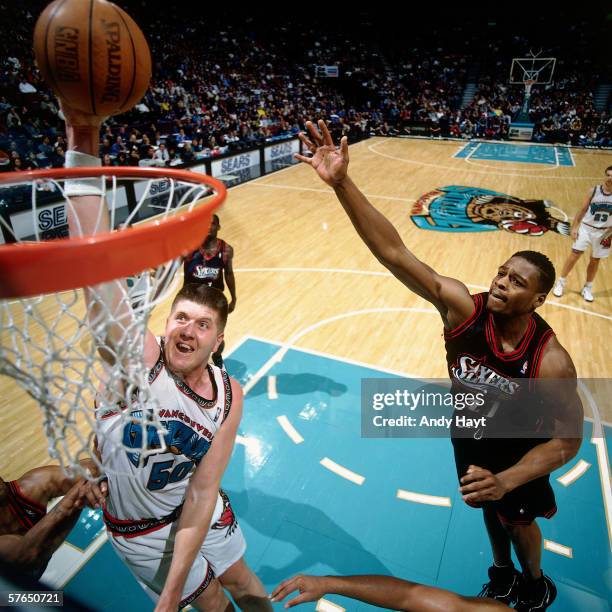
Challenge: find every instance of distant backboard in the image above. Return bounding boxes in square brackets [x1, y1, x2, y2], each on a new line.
[510, 57, 556, 85]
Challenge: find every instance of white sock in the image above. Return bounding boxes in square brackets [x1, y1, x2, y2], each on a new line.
[585, 282, 593, 289]
[558, 277, 566, 284]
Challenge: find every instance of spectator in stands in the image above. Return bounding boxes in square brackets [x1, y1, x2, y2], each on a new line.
[18, 78, 36, 94]
[153, 142, 169, 165]
[180, 141, 195, 163]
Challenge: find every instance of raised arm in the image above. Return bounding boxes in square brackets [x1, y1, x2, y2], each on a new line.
[296, 120, 474, 329]
[271, 574, 509, 611]
[62, 104, 159, 367]
[154, 378, 243, 611]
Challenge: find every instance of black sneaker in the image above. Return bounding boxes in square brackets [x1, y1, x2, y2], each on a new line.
[515, 573, 557, 611]
[477, 565, 522, 604]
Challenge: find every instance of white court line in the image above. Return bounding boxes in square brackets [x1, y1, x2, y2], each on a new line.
[245, 333, 426, 380]
[316, 598, 345, 612]
[242, 307, 439, 396]
[578, 380, 612, 552]
[367, 138, 604, 180]
[557, 459, 591, 487]
[277, 415, 304, 444]
[268, 375, 278, 400]
[245, 334, 612, 427]
[250, 181, 415, 203]
[464, 142, 482, 161]
[544, 539, 573, 558]
[397, 488, 451, 508]
[233, 268, 612, 321]
[452, 143, 469, 158]
[567, 146, 576, 167]
[553, 146, 560, 169]
[320, 457, 365, 485]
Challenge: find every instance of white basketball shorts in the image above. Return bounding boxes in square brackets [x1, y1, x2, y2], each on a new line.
[108, 490, 246, 608]
[572, 223, 610, 259]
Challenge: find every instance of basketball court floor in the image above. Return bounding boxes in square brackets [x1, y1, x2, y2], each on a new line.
[2, 137, 611, 610]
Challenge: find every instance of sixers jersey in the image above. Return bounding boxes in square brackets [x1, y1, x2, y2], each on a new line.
[582, 185, 612, 229]
[97, 338, 232, 523]
[445, 292, 555, 440]
[183, 239, 228, 289]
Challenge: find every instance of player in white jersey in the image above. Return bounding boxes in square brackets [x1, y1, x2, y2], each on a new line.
[553, 166, 612, 302]
[63, 104, 270, 612]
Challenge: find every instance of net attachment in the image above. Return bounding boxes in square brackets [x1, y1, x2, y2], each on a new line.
[0, 167, 226, 478]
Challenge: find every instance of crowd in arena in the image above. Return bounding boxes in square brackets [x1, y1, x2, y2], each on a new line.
[0, 3, 609, 172]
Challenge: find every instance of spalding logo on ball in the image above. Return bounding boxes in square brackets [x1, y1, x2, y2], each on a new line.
[33, 0, 152, 116]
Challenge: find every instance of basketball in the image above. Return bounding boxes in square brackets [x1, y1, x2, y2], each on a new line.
[33, 0, 151, 116]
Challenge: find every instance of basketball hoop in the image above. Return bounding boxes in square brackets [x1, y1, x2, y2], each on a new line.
[524, 79, 536, 96]
[0, 166, 226, 477]
[0, 166, 226, 298]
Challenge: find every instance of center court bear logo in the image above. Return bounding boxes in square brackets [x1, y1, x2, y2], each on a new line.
[411, 186, 570, 236]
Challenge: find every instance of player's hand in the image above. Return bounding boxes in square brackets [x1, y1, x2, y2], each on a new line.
[81, 477, 109, 509]
[58, 479, 88, 514]
[271, 575, 328, 608]
[459, 465, 509, 503]
[58, 100, 107, 129]
[295, 120, 349, 186]
[570, 227, 578, 241]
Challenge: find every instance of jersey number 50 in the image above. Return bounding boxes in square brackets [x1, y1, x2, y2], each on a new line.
[147, 459, 194, 491]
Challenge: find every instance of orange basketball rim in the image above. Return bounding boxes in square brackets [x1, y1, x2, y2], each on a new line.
[0, 166, 226, 298]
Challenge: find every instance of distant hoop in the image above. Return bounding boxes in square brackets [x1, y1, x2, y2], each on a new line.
[0, 166, 226, 298]
[524, 79, 536, 95]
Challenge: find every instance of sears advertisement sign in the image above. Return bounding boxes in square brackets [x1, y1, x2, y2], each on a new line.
[211, 150, 260, 186]
[264, 139, 300, 173]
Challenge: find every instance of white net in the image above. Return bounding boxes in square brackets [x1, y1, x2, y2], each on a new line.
[0, 170, 221, 479]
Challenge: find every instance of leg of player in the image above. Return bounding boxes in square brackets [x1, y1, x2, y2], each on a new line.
[581, 256, 599, 301]
[219, 558, 272, 611]
[479, 508, 521, 604]
[190, 577, 235, 611]
[504, 522, 556, 612]
[552, 249, 582, 297]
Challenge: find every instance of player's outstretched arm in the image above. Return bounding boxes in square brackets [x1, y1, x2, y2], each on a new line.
[154, 378, 243, 612]
[271, 574, 510, 611]
[296, 120, 474, 329]
[62, 104, 159, 367]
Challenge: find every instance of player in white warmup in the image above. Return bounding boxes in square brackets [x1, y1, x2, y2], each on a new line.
[553, 166, 612, 302]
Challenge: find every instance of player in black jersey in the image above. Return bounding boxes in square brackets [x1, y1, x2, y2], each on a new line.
[183, 214, 237, 367]
[296, 120, 583, 612]
[0, 461, 95, 579]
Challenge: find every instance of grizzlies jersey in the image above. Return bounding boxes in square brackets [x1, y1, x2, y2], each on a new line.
[444, 293, 555, 454]
[582, 185, 612, 229]
[183, 239, 228, 289]
[97, 338, 232, 523]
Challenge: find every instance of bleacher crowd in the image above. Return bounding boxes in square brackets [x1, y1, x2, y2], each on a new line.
[0, 3, 609, 172]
